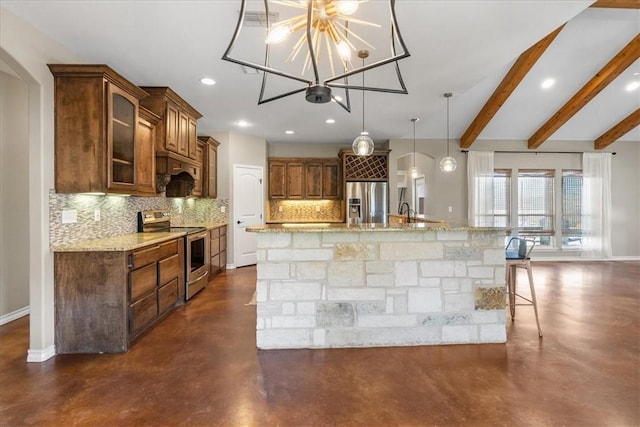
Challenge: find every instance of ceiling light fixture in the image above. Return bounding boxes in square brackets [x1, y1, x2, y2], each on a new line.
[625, 80, 640, 91]
[352, 50, 374, 156]
[440, 92, 457, 173]
[325, 118, 335, 124]
[222, 0, 410, 112]
[408, 118, 420, 179]
[541, 78, 555, 89]
[285, 130, 294, 134]
[237, 120, 250, 127]
[200, 77, 216, 86]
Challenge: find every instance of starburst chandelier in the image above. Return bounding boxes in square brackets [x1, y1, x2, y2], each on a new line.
[222, 0, 410, 112]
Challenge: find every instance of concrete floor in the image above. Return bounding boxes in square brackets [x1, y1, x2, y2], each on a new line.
[1, 261, 638, 426]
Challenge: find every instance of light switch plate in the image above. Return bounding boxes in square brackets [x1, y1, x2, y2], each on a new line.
[94, 209, 101, 221]
[61, 210, 77, 224]
[220, 206, 226, 213]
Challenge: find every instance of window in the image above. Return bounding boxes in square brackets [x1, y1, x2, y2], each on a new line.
[517, 169, 554, 245]
[562, 169, 582, 247]
[491, 169, 511, 227]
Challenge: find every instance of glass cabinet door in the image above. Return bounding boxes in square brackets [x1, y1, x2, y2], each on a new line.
[108, 83, 137, 190]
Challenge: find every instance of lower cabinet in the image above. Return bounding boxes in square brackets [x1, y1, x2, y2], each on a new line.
[209, 225, 227, 278]
[54, 237, 184, 354]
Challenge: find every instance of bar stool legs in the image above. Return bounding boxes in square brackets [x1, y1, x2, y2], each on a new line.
[506, 260, 543, 337]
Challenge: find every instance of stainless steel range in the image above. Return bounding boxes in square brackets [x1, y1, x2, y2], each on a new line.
[138, 210, 209, 300]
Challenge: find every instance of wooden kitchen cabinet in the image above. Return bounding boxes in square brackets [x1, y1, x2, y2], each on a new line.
[139, 87, 202, 159]
[198, 136, 220, 198]
[48, 64, 153, 195]
[136, 106, 161, 196]
[268, 158, 341, 200]
[192, 140, 205, 197]
[287, 162, 305, 199]
[54, 237, 184, 354]
[209, 225, 227, 278]
[305, 162, 323, 199]
[269, 161, 287, 199]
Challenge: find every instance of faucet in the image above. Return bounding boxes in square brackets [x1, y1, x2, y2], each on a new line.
[399, 202, 411, 223]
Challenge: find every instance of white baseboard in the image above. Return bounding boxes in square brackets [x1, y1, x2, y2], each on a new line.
[27, 345, 56, 363]
[226, 264, 236, 269]
[0, 306, 30, 325]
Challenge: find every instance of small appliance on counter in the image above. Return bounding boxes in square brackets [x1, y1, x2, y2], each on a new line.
[138, 210, 209, 300]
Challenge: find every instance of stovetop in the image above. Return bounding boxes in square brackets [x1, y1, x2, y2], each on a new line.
[137, 210, 205, 234]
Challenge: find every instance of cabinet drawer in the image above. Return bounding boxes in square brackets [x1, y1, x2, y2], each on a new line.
[130, 245, 160, 269]
[130, 263, 157, 302]
[210, 254, 220, 273]
[159, 253, 181, 286]
[220, 251, 227, 270]
[210, 237, 220, 256]
[158, 239, 179, 259]
[129, 290, 157, 336]
[158, 278, 178, 315]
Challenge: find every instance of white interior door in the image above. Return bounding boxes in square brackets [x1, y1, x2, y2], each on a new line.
[233, 164, 264, 268]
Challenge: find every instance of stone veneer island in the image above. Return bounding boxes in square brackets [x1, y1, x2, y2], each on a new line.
[247, 222, 509, 349]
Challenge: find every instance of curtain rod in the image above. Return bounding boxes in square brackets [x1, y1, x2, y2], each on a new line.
[460, 150, 616, 155]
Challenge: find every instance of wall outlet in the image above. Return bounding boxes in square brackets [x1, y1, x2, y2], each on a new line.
[220, 206, 226, 213]
[94, 209, 101, 222]
[448, 206, 453, 213]
[278, 206, 283, 212]
[61, 210, 77, 224]
[315, 205, 321, 212]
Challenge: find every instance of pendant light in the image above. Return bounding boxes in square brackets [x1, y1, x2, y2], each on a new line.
[440, 92, 457, 172]
[408, 118, 420, 179]
[352, 50, 374, 156]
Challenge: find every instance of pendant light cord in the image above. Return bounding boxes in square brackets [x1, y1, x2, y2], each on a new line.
[413, 119, 416, 168]
[362, 56, 365, 134]
[446, 95, 450, 157]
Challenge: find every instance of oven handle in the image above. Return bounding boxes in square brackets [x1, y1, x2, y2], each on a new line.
[188, 231, 208, 241]
[192, 270, 208, 283]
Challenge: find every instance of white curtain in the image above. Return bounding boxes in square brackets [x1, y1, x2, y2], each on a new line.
[467, 151, 494, 227]
[581, 152, 612, 258]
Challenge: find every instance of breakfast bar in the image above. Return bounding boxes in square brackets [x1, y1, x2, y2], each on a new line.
[247, 222, 509, 349]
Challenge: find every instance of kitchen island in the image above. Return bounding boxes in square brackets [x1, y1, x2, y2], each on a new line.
[247, 222, 509, 349]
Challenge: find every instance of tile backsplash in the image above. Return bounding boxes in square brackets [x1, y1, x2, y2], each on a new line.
[49, 190, 228, 247]
[267, 199, 344, 223]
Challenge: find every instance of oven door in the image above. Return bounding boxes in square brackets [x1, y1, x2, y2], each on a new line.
[185, 231, 209, 300]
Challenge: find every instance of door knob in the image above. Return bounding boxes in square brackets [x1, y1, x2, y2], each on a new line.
[237, 220, 244, 224]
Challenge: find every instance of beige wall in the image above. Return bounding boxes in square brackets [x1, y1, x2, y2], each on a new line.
[209, 131, 267, 267]
[0, 69, 30, 319]
[1, 7, 82, 360]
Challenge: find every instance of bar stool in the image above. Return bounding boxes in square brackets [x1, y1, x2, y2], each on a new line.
[505, 237, 542, 337]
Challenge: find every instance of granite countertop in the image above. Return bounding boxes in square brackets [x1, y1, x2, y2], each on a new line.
[388, 214, 447, 224]
[246, 221, 509, 233]
[51, 222, 227, 252]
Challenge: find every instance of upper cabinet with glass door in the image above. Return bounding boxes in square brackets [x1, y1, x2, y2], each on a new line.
[48, 64, 154, 195]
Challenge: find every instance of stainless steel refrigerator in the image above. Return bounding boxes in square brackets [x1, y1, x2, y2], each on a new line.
[346, 182, 388, 224]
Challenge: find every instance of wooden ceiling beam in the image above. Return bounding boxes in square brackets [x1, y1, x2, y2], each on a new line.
[528, 34, 640, 149]
[594, 108, 640, 149]
[590, 0, 640, 9]
[459, 26, 564, 149]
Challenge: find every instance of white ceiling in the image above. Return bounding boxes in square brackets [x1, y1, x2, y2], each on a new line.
[2, 0, 639, 146]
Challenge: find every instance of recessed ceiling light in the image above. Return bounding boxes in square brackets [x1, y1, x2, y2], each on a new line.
[541, 78, 555, 89]
[325, 119, 335, 124]
[200, 77, 216, 86]
[285, 130, 294, 135]
[625, 81, 640, 92]
[237, 120, 250, 127]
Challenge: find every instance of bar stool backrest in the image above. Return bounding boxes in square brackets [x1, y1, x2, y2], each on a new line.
[505, 237, 536, 260]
